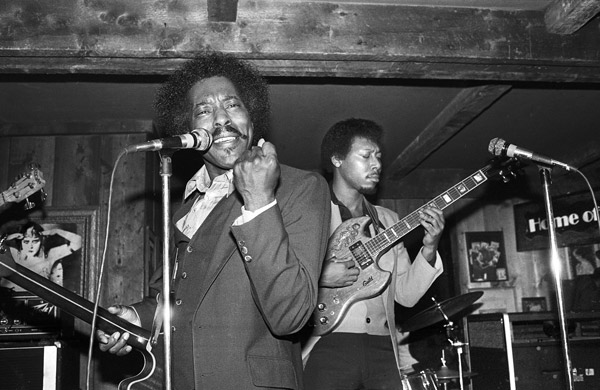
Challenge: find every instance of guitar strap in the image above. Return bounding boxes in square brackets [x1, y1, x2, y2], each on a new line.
[364, 199, 386, 233]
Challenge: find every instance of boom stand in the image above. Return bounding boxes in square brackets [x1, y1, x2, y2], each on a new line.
[538, 166, 573, 390]
[159, 152, 173, 390]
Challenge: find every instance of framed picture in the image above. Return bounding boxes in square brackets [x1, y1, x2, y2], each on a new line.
[522, 297, 548, 312]
[0, 207, 98, 333]
[469, 287, 515, 314]
[568, 244, 600, 278]
[466, 231, 508, 283]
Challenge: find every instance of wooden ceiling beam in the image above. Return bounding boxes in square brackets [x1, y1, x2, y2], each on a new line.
[545, 0, 600, 34]
[208, 0, 239, 22]
[557, 138, 600, 171]
[1, 1, 600, 81]
[385, 85, 511, 180]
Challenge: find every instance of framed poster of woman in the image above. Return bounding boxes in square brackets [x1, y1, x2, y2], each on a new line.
[0, 207, 98, 333]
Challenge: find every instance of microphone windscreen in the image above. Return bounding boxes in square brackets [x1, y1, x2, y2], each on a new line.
[488, 138, 505, 156]
[190, 129, 213, 151]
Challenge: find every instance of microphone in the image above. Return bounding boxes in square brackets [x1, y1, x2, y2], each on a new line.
[124, 129, 213, 153]
[488, 138, 574, 171]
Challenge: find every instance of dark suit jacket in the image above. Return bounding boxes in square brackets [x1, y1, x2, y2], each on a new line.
[135, 164, 330, 389]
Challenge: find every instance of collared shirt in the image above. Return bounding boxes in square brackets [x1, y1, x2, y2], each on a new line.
[330, 187, 385, 232]
[176, 165, 277, 239]
[176, 166, 235, 238]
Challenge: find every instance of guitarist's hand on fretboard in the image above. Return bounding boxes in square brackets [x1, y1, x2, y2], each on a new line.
[97, 305, 141, 356]
[418, 206, 445, 264]
[319, 259, 360, 288]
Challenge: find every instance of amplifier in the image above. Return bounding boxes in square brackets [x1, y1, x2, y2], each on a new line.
[0, 339, 79, 390]
[466, 312, 600, 390]
[0, 292, 70, 341]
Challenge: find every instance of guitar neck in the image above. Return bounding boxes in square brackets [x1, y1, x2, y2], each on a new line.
[365, 166, 491, 255]
[0, 255, 151, 351]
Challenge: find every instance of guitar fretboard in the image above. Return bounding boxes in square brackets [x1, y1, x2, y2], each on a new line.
[364, 167, 490, 256]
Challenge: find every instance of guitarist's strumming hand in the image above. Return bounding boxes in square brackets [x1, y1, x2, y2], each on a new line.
[96, 305, 141, 356]
[417, 206, 445, 264]
[319, 258, 360, 288]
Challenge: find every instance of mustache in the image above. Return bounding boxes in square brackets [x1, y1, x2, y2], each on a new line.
[213, 125, 248, 140]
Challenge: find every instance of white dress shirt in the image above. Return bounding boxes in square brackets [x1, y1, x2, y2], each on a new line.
[176, 166, 276, 238]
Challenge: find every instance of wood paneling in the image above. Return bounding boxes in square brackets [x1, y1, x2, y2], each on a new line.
[0, 121, 157, 390]
[53, 135, 102, 206]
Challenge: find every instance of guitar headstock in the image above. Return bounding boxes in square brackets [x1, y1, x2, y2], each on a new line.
[485, 157, 525, 184]
[1, 164, 47, 209]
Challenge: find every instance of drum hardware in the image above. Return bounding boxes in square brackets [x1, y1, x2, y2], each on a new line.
[400, 369, 439, 390]
[399, 292, 483, 333]
[400, 293, 483, 390]
[435, 350, 477, 390]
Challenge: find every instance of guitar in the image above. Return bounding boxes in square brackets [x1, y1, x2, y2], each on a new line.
[0, 253, 163, 390]
[310, 158, 520, 336]
[0, 164, 46, 209]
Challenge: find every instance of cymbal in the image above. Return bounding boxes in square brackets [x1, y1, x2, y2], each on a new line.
[435, 367, 477, 380]
[400, 291, 484, 332]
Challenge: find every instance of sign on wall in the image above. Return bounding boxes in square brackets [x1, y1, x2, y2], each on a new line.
[513, 191, 600, 252]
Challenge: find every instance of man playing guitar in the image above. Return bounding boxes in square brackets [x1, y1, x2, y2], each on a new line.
[302, 118, 445, 389]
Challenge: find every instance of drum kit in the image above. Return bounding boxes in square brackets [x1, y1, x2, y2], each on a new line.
[398, 291, 484, 390]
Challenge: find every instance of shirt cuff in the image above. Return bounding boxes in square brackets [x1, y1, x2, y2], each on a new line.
[129, 306, 142, 327]
[418, 247, 443, 270]
[233, 200, 278, 226]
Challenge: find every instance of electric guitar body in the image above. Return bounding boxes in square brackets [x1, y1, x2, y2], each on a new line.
[317, 215, 392, 325]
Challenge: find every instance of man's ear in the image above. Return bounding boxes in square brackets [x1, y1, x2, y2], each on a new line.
[331, 155, 342, 168]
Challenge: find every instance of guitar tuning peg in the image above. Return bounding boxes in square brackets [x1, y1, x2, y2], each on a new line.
[24, 198, 35, 210]
[40, 189, 47, 202]
[0, 234, 8, 254]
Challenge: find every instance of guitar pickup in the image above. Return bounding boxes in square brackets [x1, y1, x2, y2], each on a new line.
[349, 242, 374, 269]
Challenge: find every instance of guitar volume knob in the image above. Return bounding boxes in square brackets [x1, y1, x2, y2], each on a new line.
[319, 317, 329, 325]
[317, 303, 326, 311]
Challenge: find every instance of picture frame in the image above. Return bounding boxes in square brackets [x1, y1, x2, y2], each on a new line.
[522, 297, 548, 312]
[568, 243, 600, 278]
[469, 287, 515, 314]
[0, 206, 98, 333]
[466, 231, 508, 283]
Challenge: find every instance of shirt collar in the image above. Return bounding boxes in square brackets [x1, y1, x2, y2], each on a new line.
[183, 165, 234, 199]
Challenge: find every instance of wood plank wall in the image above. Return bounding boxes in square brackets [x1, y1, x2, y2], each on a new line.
[0, 121, 158, 389]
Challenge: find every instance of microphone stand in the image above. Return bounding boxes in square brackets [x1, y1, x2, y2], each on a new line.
[538, 166, 574, 390]
[159, 151, 173, 390]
